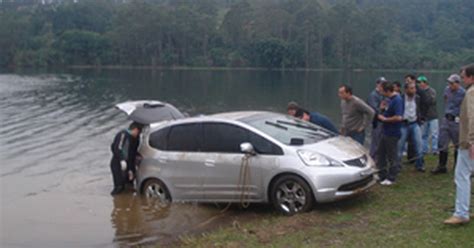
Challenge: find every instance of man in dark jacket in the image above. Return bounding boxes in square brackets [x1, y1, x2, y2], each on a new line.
[367, 77, 387, 160]
[110, 122, 142, 195]
[398, 82, 425, 172]
[417, 75, 439, 154]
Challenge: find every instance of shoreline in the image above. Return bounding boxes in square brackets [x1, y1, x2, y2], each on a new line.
[1, 65, 455, 73]
[68, 65, 455, 73]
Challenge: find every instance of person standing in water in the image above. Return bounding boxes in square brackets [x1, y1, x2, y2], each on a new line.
[110, 122, 142, 195]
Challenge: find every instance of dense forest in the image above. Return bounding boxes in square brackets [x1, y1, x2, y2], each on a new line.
[1, 0, 473, 70]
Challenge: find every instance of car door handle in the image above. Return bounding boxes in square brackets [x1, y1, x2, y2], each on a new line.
[158, 157, 168, 164]
[204, 159, 215, 167]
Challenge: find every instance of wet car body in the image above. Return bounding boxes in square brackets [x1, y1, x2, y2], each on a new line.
[119, 102, 377, 215]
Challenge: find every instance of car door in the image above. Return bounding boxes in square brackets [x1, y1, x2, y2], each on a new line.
[201, 122, 283, 202]
[157, 123, 208, 201]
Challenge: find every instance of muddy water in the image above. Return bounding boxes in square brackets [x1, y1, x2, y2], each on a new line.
[0, 70, 452, 247]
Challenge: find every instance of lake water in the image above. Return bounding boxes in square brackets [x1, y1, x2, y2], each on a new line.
[0, 68, 455, 247]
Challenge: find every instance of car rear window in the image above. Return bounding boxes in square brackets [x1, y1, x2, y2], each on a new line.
[166, 123, 202, 152]
[149, 127, 170, 150]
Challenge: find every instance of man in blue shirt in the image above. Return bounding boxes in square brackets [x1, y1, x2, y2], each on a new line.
[295, 108, 339, 134]
[376, 81, 404, 185]
[432, 74, 466, 174]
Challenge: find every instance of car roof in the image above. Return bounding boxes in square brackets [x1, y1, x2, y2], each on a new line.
[149, 111, 282, 129]
[210, 111, 279, 121]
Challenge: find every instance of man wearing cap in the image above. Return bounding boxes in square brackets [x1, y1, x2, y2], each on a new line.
[367, 77, 387, 160]
[417, 75, 439, 155]
[444, 64, 474, 225]
[432, 74, 465, 174]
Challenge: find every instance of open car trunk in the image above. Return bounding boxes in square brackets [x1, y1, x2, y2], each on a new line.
[115, 100, 185, 125]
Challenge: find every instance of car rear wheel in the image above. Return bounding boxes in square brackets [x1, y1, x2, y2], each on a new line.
[270, 175, 314, 215]
[142, 178, 171, 207]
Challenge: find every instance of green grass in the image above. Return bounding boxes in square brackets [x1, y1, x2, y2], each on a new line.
[175, 155, 474, 248]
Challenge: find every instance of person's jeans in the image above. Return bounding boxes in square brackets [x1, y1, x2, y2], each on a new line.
[398, 122, 424, 169]
[348, 130, 365, 145]
[377, 135, 401, 182]
[370, 124, 383, 161]
[453, 149, 474, 219]
[421, 119, 439, 154]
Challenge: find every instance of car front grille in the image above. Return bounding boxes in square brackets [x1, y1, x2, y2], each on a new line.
[338, 175, 374, 192]
[344, 155, 368, 168]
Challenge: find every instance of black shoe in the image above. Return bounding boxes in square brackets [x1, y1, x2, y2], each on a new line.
[416, 168, 426, 173]
[110, 187, 124, 195]
[431, 167, 447, 174]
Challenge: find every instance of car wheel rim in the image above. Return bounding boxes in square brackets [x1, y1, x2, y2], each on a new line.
[145, 183, 168, 204]
[276, 181, 307, 214]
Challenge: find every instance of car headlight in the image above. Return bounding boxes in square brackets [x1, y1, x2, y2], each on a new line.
[297, 150, 344, 167]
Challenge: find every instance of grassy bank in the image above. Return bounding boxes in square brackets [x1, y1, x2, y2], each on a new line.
[177, 155, 473, 248]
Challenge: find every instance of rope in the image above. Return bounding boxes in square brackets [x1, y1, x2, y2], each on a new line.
[402, 141, 461, 163]
[192, 154, 253, 231]
[237, 154, 252, 208]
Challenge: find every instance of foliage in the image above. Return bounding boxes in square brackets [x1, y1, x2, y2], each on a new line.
[0, 0, 473, 69]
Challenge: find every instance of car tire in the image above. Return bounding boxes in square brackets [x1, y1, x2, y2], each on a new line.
[270, 175, 314, 215]
[142, 178, 171, 207]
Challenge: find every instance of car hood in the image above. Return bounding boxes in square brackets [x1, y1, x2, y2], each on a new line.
[301, 136, 367, 161]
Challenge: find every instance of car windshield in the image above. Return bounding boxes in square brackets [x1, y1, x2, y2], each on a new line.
[241, 113, 336, 145]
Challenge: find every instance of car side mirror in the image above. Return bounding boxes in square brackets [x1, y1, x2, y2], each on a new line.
[240, 142, 256, 155]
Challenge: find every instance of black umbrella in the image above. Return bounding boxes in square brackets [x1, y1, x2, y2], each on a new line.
[117, 101, 185, 124]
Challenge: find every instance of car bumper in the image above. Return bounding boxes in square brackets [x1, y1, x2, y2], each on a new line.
[311, 168, 377, 203]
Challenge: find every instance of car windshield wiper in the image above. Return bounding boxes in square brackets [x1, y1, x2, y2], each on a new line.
[276, 120, 322, 132]
[265, 121, 288, 130]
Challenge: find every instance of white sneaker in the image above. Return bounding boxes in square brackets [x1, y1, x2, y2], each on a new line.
[380, 179, 394, 186]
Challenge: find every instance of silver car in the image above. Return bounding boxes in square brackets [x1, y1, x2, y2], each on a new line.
[117, 101, 376, 215]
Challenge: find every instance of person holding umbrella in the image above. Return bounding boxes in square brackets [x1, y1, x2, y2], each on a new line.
[110, 122, 142, 195]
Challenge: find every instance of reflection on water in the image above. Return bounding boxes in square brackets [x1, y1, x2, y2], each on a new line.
[0, 70, 454, 247]
[110, 192, 246, 247]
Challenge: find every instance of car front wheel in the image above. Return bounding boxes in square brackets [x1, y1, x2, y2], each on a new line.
[270, 175, 314, 215]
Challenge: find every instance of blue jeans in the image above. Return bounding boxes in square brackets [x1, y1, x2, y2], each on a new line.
[398, 122, 424, 169]
[348, 130, 365, 145]
[421, 119, 439, 154]
[370, 124, 383, 161]
[453, 149, 474, 219]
